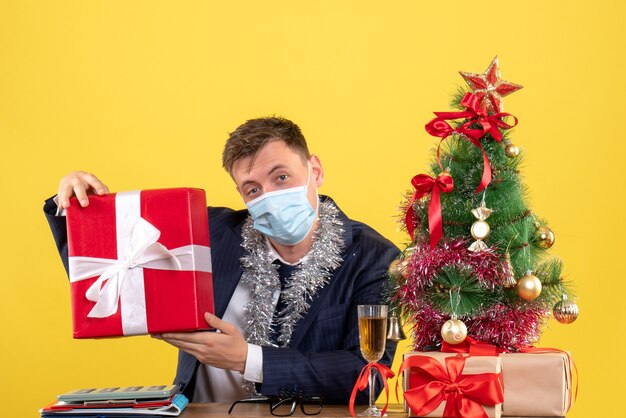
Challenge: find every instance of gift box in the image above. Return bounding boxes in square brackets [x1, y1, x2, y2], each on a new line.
[401, 352, 503, 418]
[66, 188, 214, 338]
[501, 351, 573, 417]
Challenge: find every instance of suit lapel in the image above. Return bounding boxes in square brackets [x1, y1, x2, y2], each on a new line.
[289, 272, 339, 347]
[212, 226, 244, 318]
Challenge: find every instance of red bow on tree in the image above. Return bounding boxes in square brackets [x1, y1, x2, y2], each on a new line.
[405, 172, 454, 249]
[425, 92, 518, 193]
[397, 354, 504, 418]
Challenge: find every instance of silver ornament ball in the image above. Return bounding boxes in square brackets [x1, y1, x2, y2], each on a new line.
[553, 295, 579, 324]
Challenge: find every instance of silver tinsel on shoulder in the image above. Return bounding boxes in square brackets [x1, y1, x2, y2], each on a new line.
[239, 198, 345, 349]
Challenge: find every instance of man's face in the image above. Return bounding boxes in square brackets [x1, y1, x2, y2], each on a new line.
[231, 139, 324, 208]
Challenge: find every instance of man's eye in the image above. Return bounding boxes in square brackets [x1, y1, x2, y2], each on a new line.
[277, 174, 289, 181]
[247, 187, 259, 196]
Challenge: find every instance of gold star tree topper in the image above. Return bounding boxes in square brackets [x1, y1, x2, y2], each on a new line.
[459, 56, 523, 113]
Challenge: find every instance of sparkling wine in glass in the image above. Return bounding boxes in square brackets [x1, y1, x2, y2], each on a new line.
[357, 305, 388, 417]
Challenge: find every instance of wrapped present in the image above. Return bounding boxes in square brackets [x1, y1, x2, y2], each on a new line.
[440, 338, 576, 416]
[66, 188, 214, 338]
[400, 352, 503, 418]
[501, 351, 574, 417]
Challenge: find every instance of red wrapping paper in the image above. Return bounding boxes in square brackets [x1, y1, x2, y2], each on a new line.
[66, 188, 214, 338]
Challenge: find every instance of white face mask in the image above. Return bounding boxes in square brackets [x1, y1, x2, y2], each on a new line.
[245, 163, 318, 246]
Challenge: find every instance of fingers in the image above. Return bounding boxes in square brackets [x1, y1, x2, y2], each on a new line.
[159, 331, 208, 345]
[159, 335, 207, 353]
[57, 171, 110, 209]
[158, 332, 218, 361]
[73, 183, 90, 208]
[205, 312, 238, 335]
[152, 323, 247, 373]
[87, 174, 109, 195]
[57, 178, 76, 209]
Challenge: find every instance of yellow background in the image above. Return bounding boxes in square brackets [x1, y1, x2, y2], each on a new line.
[1, 1, 624, 416]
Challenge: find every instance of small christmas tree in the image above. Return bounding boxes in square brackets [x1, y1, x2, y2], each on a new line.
[390, 57, 578, 351]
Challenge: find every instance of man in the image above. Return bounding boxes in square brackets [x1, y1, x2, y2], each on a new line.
[44, 116, 399, 404]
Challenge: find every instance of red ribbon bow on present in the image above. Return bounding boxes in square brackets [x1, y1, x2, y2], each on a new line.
[425, 92, 518, 194]
[349, 363, 395, 417]
[441, 336, 507, 357]
[397, 354, 504, 418]
[405, 172, 454, 249]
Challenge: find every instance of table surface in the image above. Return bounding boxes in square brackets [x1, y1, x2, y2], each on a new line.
[179, 403, 564, 417]
[181, 403, 407, 417]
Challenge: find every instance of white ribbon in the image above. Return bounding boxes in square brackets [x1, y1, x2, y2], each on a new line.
[68, 190, 212, 335]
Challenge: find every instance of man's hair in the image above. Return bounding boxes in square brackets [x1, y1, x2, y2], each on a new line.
[222, 116, 310, 174]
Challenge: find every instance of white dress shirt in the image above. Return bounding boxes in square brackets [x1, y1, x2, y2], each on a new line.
[192, 282, 271, 402]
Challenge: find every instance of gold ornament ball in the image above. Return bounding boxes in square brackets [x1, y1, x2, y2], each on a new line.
[516, 273, 542, 301]
[535, 226, 556, 249]
[553, 298, 579, 324]
[403, 246, 417, 259]
[439, 168, 452, 178]
[400, 260, 410, 279]
[471, 220, 491, 240]
[388, 259, 402, 277]
[441, 319, 468, 345]
[388, 259, 409, 280]
[505, 143, 520, 158]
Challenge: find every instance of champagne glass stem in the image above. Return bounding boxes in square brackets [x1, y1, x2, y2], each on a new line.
[368, 364, 377, 410]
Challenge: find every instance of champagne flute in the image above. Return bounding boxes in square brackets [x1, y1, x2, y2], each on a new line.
[357, 305, 388, 417]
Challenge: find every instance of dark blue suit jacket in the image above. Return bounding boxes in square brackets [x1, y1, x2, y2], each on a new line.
[44, 196, 399, 404]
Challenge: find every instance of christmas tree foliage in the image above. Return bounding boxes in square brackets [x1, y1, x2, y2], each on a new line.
[389, 57, 578, 351]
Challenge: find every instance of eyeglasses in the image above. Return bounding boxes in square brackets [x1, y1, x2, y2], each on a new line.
[228, 395, 323, 416]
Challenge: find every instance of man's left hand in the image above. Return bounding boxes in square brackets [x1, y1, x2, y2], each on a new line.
[153, 313, 248, 374]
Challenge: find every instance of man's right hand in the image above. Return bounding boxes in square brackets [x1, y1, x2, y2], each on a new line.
[57, 171, 110, 209]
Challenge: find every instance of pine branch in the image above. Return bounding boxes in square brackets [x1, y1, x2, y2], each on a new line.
[534, 258, 567, 308]
[450, 86, 470, 110]
[428, 265, 499, 316]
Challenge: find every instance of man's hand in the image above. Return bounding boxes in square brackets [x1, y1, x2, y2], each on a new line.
[57, 171, 109, 209]
[154, 313, 248, 374]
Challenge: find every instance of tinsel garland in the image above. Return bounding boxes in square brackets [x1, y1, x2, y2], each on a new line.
[240, 198, 345, 348]
[467, 303, 549, 349]
[406, 301, 549, 351]
[395, 238, 548, 351]
[407, 239, 507, 289]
